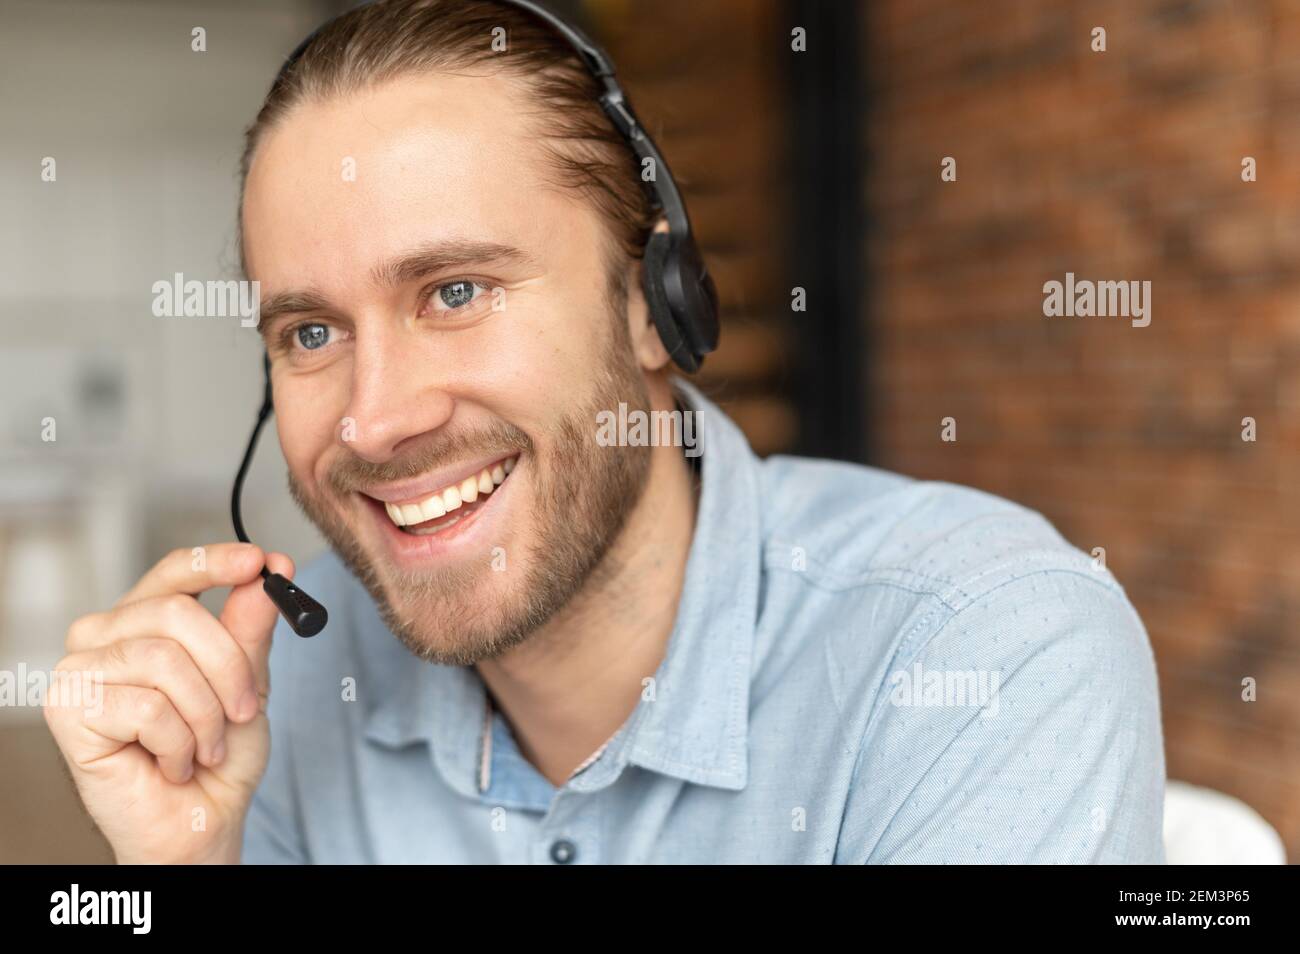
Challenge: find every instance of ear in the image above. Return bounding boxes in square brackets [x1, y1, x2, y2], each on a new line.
[628, 218, 673, 372]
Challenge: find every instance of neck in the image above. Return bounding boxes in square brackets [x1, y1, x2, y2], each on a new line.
[474, 377, 699, 787]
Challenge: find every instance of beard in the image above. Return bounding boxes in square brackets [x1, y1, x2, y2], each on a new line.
[286, 298, 652, 666]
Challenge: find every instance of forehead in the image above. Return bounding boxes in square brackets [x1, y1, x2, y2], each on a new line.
[241, 71, 578, 284]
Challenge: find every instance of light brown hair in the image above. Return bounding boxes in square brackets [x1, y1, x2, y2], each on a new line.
[236, 0, 656, 284]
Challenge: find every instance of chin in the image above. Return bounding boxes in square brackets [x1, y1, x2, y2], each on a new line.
[369, 559, 554, 666]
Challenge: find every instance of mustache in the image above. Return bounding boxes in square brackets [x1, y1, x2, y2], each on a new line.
[325, 420, 533, 497]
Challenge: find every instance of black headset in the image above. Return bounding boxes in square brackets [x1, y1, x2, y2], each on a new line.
[232, 0, 719, 638]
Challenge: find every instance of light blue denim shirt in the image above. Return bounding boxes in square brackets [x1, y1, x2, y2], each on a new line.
[243, 380, 1166, 864]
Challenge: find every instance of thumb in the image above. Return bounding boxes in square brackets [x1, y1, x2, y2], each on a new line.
[219, 551, 294, 698]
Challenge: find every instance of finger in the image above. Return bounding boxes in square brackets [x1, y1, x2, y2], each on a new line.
[116, 543, 266, 608]
[60, 640, 228, 767]
[70, 684, 197, 785]
[67, 594, 258, 726]
[219, 551, 294, 700]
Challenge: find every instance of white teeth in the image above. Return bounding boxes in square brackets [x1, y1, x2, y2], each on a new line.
[380, 455, 519, 528]
[420, 493, 446, 521]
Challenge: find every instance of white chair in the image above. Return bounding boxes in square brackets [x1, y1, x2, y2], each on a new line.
[1163, 780, 1286, 864]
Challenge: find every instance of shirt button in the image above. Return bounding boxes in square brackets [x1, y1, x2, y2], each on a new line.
[549, 838, 577, 864]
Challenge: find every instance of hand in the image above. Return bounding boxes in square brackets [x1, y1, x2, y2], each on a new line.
[44, 542, 292, 864]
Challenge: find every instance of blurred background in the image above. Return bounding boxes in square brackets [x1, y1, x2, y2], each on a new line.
[1, 0, 1295, 862]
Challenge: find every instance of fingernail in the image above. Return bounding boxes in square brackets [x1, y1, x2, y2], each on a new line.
[238, 689, 259, 721]
[210, 739, 226, 765]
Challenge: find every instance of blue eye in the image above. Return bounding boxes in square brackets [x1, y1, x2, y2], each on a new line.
[436, 280, 481, 311]
[296, 323, 331, 350]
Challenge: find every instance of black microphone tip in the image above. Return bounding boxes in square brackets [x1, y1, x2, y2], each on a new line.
[262, 572, 328, 638]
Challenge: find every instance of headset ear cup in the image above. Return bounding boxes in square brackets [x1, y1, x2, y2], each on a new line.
[642, 231, 697, 372]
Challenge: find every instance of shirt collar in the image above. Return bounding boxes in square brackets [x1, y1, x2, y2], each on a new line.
[362, 625, 486, 801]
[608, 378, 759, 790]
[363, 378, 761, 795]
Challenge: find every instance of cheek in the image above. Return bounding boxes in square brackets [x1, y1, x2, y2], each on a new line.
[484, 343, 589, 460]
[477, 294, 609, 404]
[273, 381, 346, 489]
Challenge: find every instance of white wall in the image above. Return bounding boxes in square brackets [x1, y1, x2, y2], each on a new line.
[0, 0, 332, 707]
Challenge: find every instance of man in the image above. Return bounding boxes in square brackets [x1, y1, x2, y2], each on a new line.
[46, 0, 1166, 864]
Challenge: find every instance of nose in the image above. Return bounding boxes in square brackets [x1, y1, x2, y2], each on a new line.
[340, 328, 455, 463]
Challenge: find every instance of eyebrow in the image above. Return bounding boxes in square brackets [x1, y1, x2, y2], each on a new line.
[255, 240, 536, 336]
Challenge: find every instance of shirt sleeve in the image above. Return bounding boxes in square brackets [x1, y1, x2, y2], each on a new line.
[241, 618, 310, 865]
[840, 568, 1167, 864]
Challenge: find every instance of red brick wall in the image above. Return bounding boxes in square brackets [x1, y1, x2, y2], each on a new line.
[587, 0, 797, 454]
[866, 0, 1300, 856]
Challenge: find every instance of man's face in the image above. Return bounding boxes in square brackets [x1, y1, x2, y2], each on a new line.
[241, 72, 652, 665]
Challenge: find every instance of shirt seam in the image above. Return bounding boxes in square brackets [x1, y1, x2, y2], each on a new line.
[762, 539, 1125, 614]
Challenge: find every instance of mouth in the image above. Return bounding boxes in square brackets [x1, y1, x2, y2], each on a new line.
[364, 453, 519, 539]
